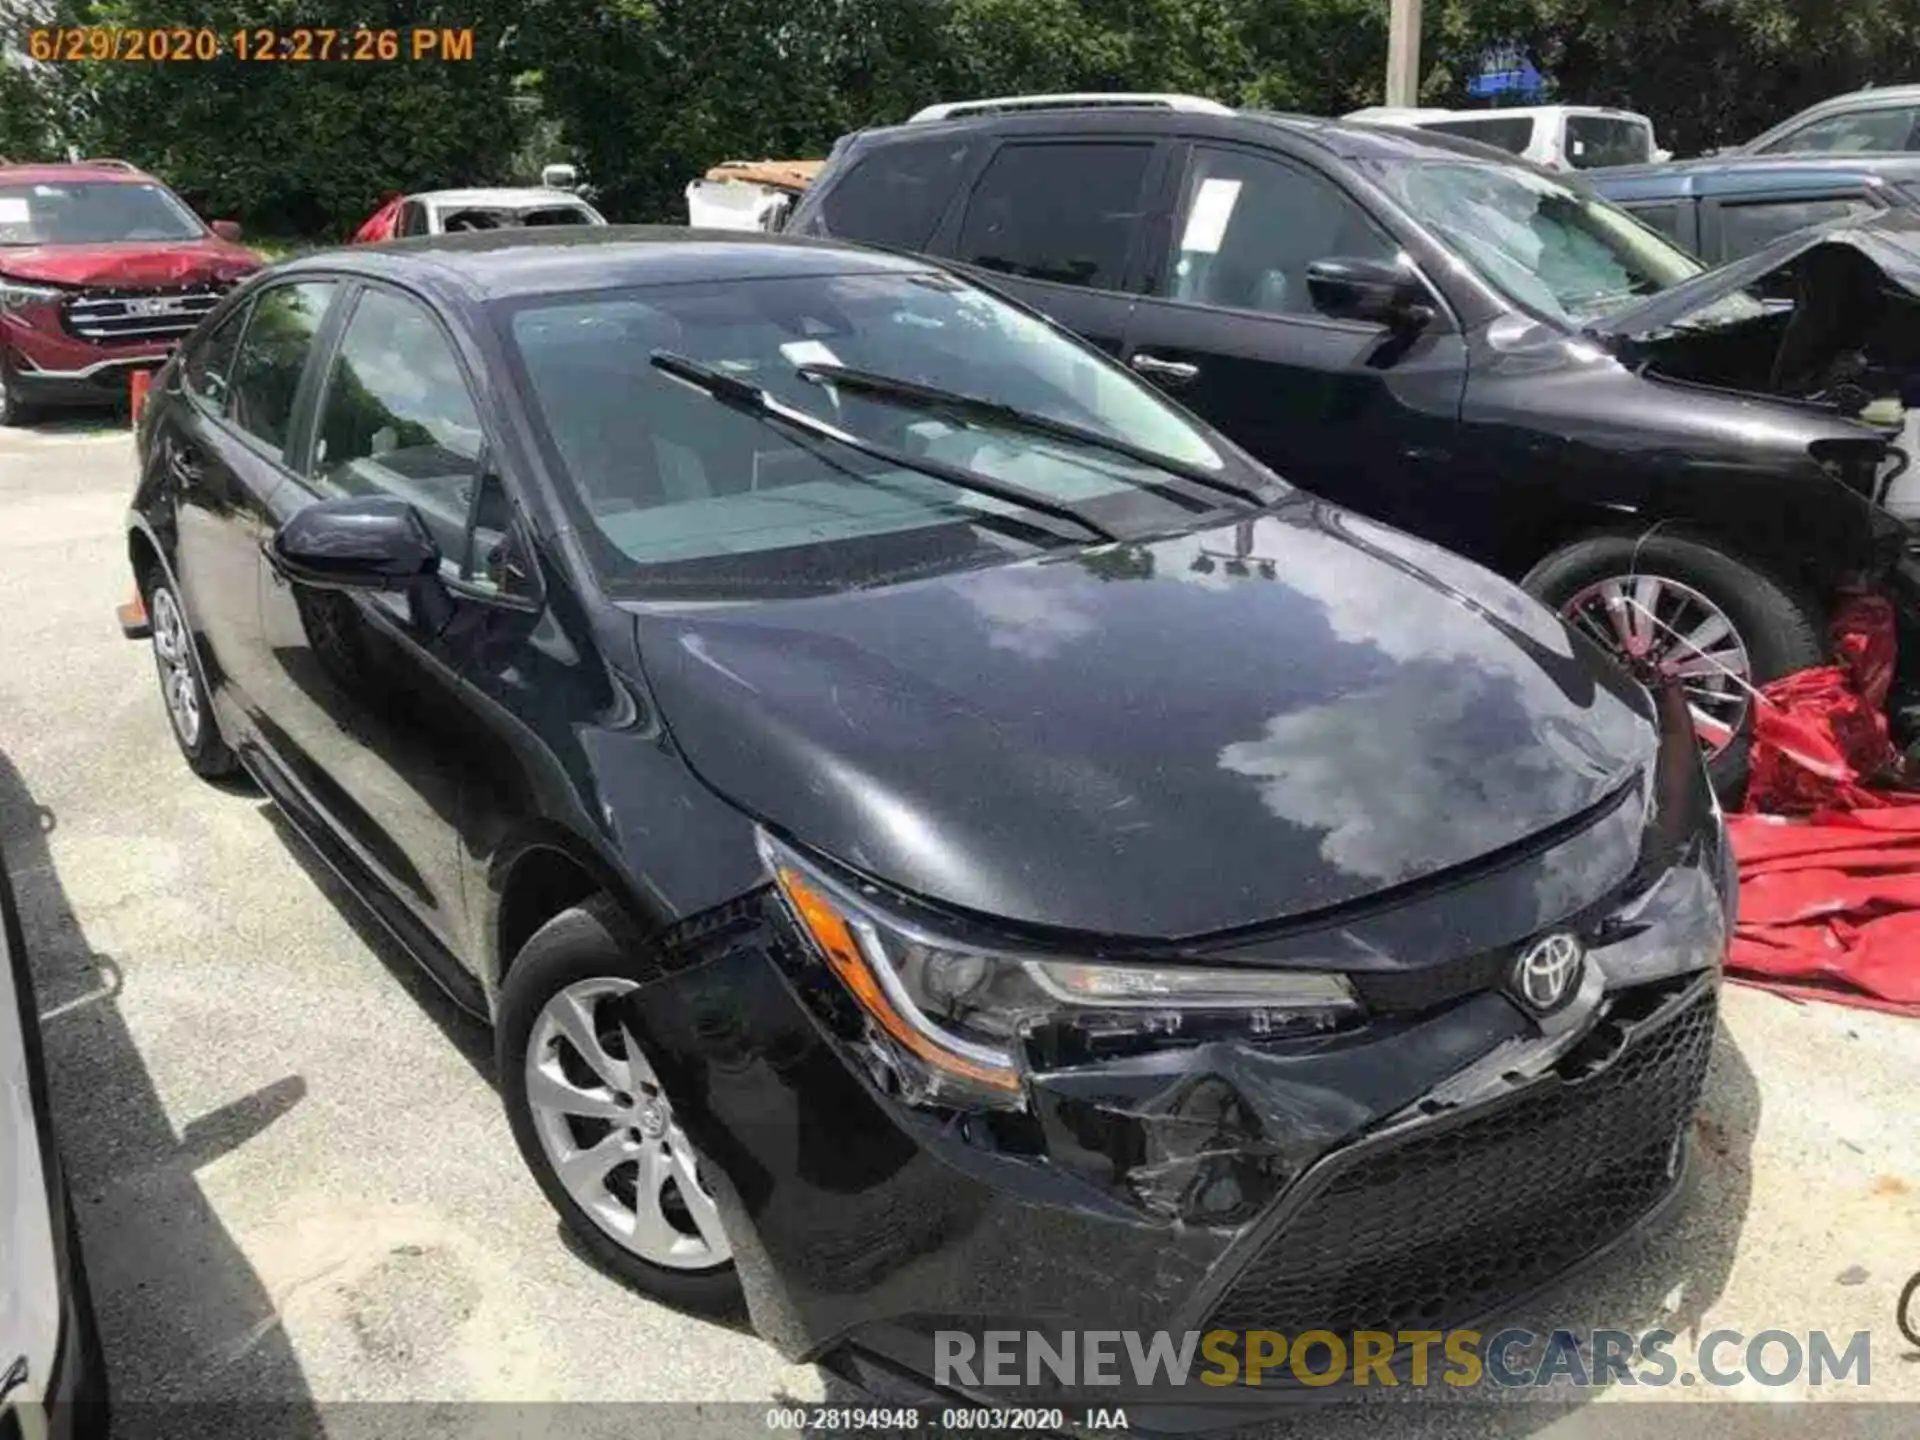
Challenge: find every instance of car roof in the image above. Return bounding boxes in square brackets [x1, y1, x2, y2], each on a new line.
[1741, 85, 1920, 150]
[284, 225, 939, 301]
[0, 162, 156, 185]
[414, 188, 596, 209]
[1589, 150, 1920, 201]
[843, 104, 1543, 167]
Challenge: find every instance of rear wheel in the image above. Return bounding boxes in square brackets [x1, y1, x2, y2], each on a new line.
[146, 570, 237, 779]
[497, 897, 741, 1313]
[1523, 533, 1827, 803]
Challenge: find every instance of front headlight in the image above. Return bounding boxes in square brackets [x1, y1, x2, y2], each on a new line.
[760, 832, 1359, 1108]
[0, 278, 63, 312]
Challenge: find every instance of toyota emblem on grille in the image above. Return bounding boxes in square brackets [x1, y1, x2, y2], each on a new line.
[1510, 932, 1584, 1014]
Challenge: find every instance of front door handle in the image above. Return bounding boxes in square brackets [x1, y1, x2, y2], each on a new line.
[1129, 352, 1199, 383]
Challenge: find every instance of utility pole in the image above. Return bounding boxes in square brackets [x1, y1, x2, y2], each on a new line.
[1386, 0, 1423, 108]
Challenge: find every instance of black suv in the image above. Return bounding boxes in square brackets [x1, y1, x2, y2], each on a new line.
[789, 97, 1920, 797]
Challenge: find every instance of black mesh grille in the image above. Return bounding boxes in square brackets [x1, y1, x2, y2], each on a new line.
[1203, 987, 1718, 1336]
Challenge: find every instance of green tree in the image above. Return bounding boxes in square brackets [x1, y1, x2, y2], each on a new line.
[41, 0, 530, 235]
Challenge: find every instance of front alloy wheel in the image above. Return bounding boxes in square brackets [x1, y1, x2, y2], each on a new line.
[524, 977, 731, 1270]
[497, 897, 741, 1312]
[1561, 573, 1752, 758]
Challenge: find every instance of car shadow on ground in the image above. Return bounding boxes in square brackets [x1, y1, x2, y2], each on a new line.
[0, 749, 324, 1439]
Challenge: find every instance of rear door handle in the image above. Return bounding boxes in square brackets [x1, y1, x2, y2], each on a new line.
[1130, 352, 1199, 383]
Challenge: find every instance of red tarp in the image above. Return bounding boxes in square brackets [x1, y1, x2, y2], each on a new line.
[1727, 592, 1920, 1015]
[351, 194, 403, 245]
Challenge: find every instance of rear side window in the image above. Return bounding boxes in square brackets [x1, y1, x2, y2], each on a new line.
[1565, 117, 1652, 168]
[1718, 195, 1877, 260]
[183, 302, 249, 411]
[955, 142, 1154, 291]
[820, 139, 972, 249]
[1420, 116, 1536, 155]
[225, 281, 335, 452]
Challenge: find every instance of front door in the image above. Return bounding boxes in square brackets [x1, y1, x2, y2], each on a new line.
[1119, 143, 1472, 548]
[252, 283, 493, 958]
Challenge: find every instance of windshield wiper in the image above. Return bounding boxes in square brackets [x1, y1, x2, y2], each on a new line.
[795, 361, 1271, 508]
[650, 351, 1117, 543]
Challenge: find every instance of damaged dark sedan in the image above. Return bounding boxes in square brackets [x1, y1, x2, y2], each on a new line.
[122, 229, 1732, 1410]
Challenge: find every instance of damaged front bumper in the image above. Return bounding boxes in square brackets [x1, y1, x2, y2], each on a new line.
[616, 781, 1731, 1404]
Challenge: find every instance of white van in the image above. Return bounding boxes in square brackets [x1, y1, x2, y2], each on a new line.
[1345, 105, 1671, 171]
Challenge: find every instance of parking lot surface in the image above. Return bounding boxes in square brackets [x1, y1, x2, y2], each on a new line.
[2, 420, 1917, 1435]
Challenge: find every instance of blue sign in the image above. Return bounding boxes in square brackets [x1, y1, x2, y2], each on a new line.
[1468, 43, 1545, 99]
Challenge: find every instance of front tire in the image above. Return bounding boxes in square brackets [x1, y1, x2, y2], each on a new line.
[145, 569, 237, 779]
[0, 352, 35, 427]
[497, 897, 741, 1313]
[1523, 532, 1826, 804]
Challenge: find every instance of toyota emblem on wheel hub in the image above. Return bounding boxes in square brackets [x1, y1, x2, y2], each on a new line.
[1511, 932, 1585, 1013]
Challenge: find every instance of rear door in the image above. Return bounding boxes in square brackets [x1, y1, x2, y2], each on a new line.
[931, 137, 1168, 356]
[1117, 141, 1470, 536]
[164, 279, 338, 735]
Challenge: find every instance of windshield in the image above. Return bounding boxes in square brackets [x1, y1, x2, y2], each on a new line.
[0, 181, 204, 245]
[1368, 159, 1703, 326]
[502, 270, 1251, 598]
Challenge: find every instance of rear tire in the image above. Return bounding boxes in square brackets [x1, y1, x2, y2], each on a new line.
[144, 568, 238, 780]
[1523, 532, 1826, 805]
[497, 896, 742, 1314]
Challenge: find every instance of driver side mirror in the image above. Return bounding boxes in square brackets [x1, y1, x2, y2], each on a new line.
[266, 496, 440, 592]
[210, 218, 244, 242]
[1305, 256, 1435, 331]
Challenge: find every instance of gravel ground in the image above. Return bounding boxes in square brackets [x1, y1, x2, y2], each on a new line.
[1, 419, 1915, 1438]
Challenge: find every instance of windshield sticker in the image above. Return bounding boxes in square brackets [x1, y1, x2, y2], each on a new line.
[1180, 178, 1243, 256]
[0, 198, 30, 222]
[781, 339, 841, 369]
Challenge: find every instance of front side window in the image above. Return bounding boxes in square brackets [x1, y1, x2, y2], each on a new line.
[501, 269, 1258, 599]
[1369, 158, 1703, 326]
[955, 142, 1153, 291]
[397, 200, 428, 237]
[1621, 201, 1688, 250]
[309, 288, 485, 563]
[1761, 106, 1920, 155]
[1162, 147, 1396, 317]
[226, 281, 336, 451]
[1718, 195, 1878, 261]
[0, 181, 204, 245]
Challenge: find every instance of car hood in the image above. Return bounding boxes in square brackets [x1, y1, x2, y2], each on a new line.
[631, 501, 1656, 940]
[0, 236, 261, 288]
[1588, 207, 1920, 341]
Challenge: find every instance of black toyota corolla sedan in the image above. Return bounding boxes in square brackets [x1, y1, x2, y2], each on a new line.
[122, 227, 1731, 1406]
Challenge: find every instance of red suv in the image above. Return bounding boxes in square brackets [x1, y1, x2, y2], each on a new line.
[0, 159, 261, 424]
